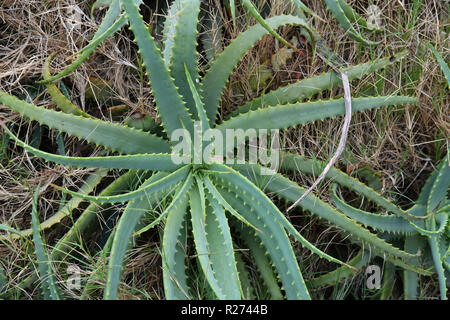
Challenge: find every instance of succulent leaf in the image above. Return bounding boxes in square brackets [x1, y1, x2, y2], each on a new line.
[0, 91, 170, 154]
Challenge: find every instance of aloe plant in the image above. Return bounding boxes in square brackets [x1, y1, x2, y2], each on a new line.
[0, 0, 441, 300]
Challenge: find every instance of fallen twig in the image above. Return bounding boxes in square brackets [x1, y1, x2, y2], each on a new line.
[287, 68, 352, 212]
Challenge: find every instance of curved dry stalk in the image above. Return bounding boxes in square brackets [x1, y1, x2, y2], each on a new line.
[287, 70, 352, 212]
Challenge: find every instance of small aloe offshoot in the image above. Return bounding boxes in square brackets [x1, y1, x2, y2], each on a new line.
[330, 155, 449, 300]
[0, 0, 440, 300]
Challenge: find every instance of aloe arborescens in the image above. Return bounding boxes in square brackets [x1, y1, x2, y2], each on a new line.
[1, 0, 446, 300]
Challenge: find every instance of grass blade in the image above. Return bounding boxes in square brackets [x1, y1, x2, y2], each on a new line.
[426, 42, 450, 88]
[31, 186, 61, 300]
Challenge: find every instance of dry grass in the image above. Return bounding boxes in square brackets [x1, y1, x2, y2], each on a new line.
[0, 0, 448, 299]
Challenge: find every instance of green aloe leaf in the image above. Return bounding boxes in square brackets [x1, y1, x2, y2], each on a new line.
[0, 224, 21, 236]
[121, 0, 194, 140]
[43, 0, 143, 83]
[1, 124, 178, 172]
[337, 0, 376, 31]
[427, 154, 449, 215]
[201, 14, 312, 125]
[214, 184, 310, 299]
[54, 165, 190, 204]
[162, 0, 182, 67]
[218, 96, 417, 157]
[209, 163, 354, 270]
[306, 250, 372, 289]
[324, 0, 379, 45]
[403, 235, 426, 300]
[228, 51, 408, 117]
[233, 251, 255, 300]
[104, 172, 169, 299]
[428, 233, 448, 300]
[235, 223, 283, 299]
[203, 175, 259, 233]
[133, 172, 194, 237]
[51, 170, 149, 262]
[204, 192, 243, 299]
[42, 53, 93, 118]
[185, 64, 210, 132]
[30, 186, 61, 300]
[279, 152, 429, 222]
[0, 90, 170, 155]
[189, 183, 228, 299]
[240, 0, 315, 56]
[330, 183, 418, 234]
[162, 195, 190, 299]
[232, 163, 419, 261]
[167, 0, 202, 118]
[217, 96, 418, 133]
